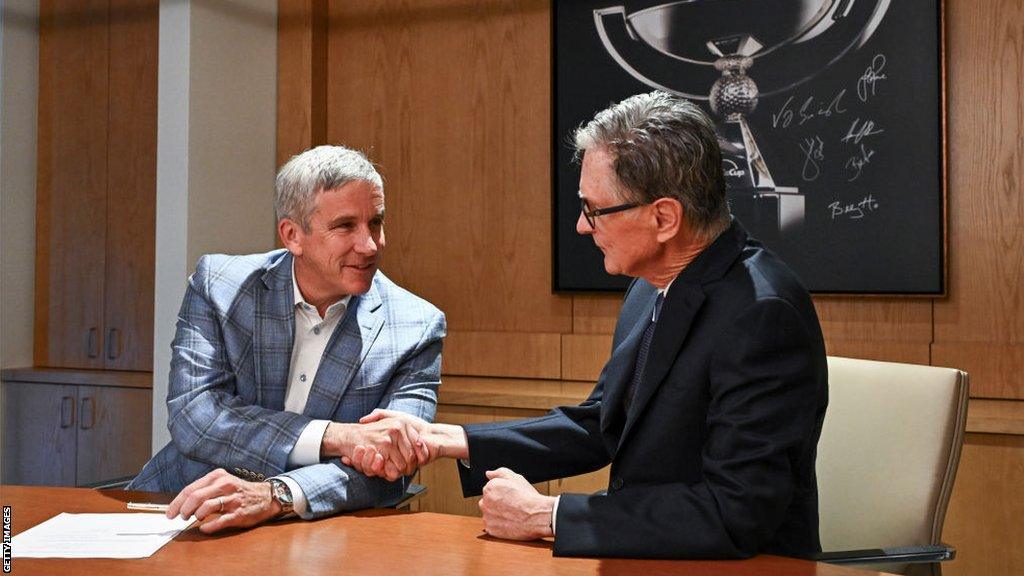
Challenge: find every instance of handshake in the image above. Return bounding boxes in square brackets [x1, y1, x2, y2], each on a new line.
[168, 408, 556, 541]
[321, 409, 469, 481]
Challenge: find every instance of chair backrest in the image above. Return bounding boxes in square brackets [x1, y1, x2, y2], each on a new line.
[817, 356, 969, 575]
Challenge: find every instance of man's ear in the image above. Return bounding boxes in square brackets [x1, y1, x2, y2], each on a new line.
[278, 218, 303, 256]
[653, 198, 683, 243]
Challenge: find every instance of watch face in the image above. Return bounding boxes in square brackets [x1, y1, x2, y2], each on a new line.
[271, 480, 293, 506]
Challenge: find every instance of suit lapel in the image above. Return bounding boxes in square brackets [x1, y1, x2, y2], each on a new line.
[599, 292, 657, 435]
[619, 281, 706, 450]
[253, 252, 295, 409]
[303, 279, 385, 420]
[605, 218, 748, 451]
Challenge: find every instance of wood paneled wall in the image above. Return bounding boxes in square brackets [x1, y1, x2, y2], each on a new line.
[934, 0, 1023, 400]
[278, 0, 1022, 402]
[943, 433, 1024, 576]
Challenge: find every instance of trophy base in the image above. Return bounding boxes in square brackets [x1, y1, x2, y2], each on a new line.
[728, 187, 804, 246]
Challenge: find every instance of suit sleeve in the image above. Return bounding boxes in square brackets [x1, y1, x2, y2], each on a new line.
[554, 297, 825, 559]
[457, 382, 612, 495]
[456, 280, 643, 494]
[281, 309, 446, 516]
[165, 256, 314, 478]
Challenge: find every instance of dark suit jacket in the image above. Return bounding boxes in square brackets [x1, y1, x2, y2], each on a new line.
[458, 220, 828, 559]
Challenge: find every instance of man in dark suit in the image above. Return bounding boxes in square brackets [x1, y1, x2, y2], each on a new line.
[352, 91, 828, 559]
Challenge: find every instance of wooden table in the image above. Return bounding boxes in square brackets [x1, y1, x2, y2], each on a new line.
[1, 486, 890, 575]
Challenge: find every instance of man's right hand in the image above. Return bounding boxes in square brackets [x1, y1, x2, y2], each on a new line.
[341, 409, 470, 478]
[321, 417, 427, 481]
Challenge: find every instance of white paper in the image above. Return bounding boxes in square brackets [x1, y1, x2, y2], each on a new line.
[12, 512, 195, 559]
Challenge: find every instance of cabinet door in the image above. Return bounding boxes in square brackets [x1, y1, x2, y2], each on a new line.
[103, 0, 158, 372]
[34, 0, 110, 369]
[1, 382, 77, 486]
[75, 385, 152, 486]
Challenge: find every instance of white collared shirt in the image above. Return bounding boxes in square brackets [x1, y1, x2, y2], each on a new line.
[277, 262, 352, 518]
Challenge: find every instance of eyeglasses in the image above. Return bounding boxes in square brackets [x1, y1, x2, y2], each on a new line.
[579, 195, 642, 230]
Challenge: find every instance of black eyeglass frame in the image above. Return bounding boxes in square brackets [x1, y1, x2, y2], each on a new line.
[579, 198, 642, 229]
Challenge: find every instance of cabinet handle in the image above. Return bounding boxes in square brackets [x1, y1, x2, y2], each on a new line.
[60, 396, 75, 428]
[106, 328, 121, 360]
[80, 397, 95, 430]
[86, 327, 100, 358]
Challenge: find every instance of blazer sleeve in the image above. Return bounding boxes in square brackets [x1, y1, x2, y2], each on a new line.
[282, 310, 446, 516]
[165, 256, 315, 478]
[553, 297, 825, 559]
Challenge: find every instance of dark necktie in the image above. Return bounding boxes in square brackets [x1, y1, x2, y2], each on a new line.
[623, 292, 664, 414]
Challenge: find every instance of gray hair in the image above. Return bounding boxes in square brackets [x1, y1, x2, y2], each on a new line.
[573, 91, 730, 240]
[275, 145, 384, 230]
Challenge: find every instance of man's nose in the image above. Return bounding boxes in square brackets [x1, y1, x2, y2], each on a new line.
[576, 211, 593, 235]
[354, 229, 378, 255]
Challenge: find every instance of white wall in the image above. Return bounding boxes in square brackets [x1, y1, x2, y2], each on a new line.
[152, 0, 278, 452]
[1, 0, 39, 370]
[1, 0, 39, 458]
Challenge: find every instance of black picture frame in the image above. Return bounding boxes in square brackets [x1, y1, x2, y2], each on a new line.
[553, 0, 947, 295]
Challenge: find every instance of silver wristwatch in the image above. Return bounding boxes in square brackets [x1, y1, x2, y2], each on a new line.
[266, 478, 294, 516]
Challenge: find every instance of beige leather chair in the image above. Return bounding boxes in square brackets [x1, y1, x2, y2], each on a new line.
[816, 356, 969, 576]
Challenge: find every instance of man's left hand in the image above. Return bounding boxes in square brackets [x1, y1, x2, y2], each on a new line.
[165, 468, 283, 534]
[479, 467, 556, 541]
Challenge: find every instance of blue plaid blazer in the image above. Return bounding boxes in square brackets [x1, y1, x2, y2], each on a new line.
[129, 250, 445, 517]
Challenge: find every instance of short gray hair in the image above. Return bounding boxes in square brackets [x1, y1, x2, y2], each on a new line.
[275, 145, 384, 230]
[574, 91, 730, 240]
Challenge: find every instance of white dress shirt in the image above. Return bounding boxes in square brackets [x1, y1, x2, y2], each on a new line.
[275, 262, 351, 518]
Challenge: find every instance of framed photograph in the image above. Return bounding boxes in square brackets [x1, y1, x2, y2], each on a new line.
[553, 0, 946, 294]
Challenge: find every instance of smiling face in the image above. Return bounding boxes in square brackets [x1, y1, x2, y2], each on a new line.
[576, 147, 660, 278]
[281, 179, 385, 307]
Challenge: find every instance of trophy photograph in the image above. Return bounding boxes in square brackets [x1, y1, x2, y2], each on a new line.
[554, 0, 944, 294]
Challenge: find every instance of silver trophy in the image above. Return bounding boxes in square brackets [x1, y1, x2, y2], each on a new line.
[594, 0, 891, 237]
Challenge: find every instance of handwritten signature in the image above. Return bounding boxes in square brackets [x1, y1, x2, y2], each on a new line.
[857, 54, 887, 102]
[772, 89, 848, 129]
[799, 136, 825, 181]
[840, 117, 884, 145]
[828, 194, 880, 220]
[845, 143, 876, 182]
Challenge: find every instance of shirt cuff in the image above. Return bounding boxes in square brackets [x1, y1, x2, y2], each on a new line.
[275, 475, 312, 520]
[287, 419, 331, 468]
[551, 495, 560, 536]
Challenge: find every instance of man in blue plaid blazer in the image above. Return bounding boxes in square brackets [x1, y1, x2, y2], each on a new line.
[129, 146, 445, 533]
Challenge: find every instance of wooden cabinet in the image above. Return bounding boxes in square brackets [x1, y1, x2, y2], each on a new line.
[33, 0, 157, 372]
[0, 382, 76, 486]
[1, 371, 152, 487]
[9, 0, 158, 490]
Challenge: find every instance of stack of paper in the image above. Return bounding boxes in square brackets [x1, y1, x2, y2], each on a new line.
[13, 513, 194, 559]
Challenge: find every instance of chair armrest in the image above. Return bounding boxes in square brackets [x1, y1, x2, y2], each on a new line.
[816, 544, 955, 565]
[83, 475, 136, 490]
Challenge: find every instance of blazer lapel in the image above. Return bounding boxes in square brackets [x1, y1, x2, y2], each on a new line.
[619, 282, 706, 449]
[253, 252, 295, 409]
[303, 279, 385, 420]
